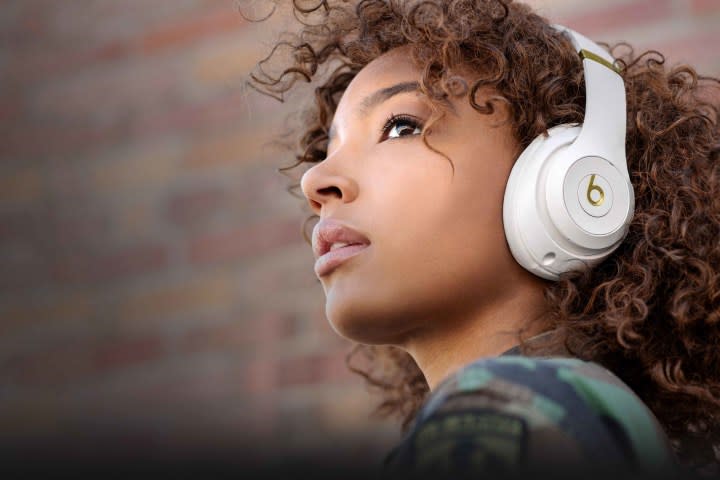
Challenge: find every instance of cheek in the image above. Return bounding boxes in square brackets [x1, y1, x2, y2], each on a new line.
[388, 165, 509, 285]
[373, 174, 501, 288]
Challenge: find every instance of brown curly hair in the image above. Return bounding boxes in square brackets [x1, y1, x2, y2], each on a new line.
[245, 0, 720, 471]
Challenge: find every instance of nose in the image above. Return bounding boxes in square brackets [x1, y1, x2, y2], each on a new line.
[300, 159, 358, 215]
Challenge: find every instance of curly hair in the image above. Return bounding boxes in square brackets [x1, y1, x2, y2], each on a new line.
[245, 0, 720, 471]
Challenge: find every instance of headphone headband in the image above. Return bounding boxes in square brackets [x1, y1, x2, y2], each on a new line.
[552, 24, 628, 177]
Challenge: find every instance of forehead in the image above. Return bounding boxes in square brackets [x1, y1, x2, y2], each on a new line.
[339, 46, 421, 108]
[329, 46, 466, 143]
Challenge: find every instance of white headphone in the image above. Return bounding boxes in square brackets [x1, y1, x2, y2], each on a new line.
[502, 24, 635, 281]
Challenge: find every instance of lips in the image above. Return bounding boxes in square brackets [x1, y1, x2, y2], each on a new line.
[312, 218, 371, 277]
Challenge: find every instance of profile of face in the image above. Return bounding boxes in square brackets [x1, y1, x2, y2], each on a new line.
[301, 45, 539, 348]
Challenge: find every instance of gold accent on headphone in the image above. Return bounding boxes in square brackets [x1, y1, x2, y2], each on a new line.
[586, 174, 605, 206]
[579, 49, 621, 74]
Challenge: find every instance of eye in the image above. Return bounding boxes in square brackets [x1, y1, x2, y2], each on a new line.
[380, 113, 423, 141]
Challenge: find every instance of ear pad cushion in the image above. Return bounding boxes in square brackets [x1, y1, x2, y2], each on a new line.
[503, 124, 632, 280]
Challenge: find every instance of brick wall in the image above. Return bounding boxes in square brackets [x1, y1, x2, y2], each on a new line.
[0, 0, 717, 472]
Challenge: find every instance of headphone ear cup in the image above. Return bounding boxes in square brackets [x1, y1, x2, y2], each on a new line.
[503, 124, 633, 281]
[503, 125, 586, 280]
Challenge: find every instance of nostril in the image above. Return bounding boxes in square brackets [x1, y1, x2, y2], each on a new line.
[318, 186, 342, 198]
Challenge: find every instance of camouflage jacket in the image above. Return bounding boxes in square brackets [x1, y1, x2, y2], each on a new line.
[382, 351, 681, 479]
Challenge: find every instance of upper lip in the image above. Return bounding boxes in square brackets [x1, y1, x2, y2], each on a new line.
[312, 218, 371, 259]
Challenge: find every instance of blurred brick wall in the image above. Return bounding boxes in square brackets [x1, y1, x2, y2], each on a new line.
[0, 0, 717, 470]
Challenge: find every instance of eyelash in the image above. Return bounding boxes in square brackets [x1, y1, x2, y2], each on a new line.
[379, 113, 423, 141]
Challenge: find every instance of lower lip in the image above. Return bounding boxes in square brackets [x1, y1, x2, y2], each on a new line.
[314, 244, 370, 277]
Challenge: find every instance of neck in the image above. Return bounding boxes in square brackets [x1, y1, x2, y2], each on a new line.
[400, 280, 550, 391]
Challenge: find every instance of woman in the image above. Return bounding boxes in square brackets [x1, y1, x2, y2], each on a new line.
[247, 0, 720, 477]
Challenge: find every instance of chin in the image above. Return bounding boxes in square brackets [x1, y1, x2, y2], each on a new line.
[324, 292, 409, 345]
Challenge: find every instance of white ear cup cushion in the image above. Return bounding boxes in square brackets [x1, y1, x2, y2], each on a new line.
[503, 124, 631, 280]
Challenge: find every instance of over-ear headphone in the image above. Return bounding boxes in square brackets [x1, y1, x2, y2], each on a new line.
[502, 24, 635, 281]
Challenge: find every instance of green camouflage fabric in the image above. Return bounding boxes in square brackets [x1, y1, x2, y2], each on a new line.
[382, 354, 681, 479]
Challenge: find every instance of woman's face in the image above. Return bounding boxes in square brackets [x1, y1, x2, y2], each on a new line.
[301, 46, 527, 346]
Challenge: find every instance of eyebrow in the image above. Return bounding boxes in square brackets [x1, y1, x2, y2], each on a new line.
[327, 80, 457, 143]
[359, 81, 421, 114]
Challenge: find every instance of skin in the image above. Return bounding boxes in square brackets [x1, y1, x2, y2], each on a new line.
[300, 45, 552, 391]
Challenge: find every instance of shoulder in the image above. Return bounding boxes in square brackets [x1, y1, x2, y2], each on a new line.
[383, 356, 679, 478]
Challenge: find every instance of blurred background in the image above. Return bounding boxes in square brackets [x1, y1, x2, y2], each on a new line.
[0, 0, 717, 473]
